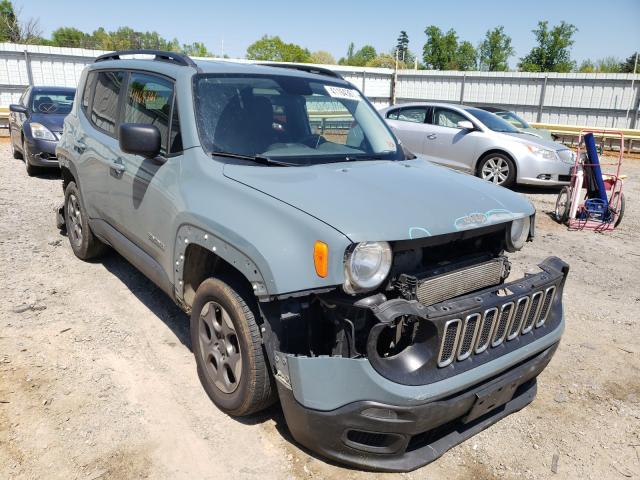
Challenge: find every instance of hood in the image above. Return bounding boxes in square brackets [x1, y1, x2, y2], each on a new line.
[29, 113, 66, 133]
[223, 158, 534, 242]
[502, 131, 567, 151]
[521, 127, 553, 141]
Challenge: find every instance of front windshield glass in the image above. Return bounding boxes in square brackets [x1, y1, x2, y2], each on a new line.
[465, 107, 520, 133]
[495, 111, 530, 129]
[31, 91, 75, 114]
[194, 74, 400, 164]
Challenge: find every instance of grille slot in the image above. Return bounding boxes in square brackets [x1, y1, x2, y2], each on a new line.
[507, 297, 530, 340]
[522, 291, 543, 334]
[416, 258, 507, 306]
[457, 314, 481, 361]
[475, 308, 498, 353]
[492, 302, 514, 347]
[437, 319, 461, 367]
[536, 286, 556, 327]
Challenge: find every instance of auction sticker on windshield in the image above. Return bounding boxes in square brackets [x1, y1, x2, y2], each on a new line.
[325, 86, 361, 100]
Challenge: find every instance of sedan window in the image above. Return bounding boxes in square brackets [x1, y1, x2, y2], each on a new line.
[432, 108, 467, 128]
[396, 107, 426, 123]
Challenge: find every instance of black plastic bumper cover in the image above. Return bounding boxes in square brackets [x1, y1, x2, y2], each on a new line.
[278, 342, 558, 472]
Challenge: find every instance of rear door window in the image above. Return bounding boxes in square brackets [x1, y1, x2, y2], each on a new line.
[90, 71, 125, 136]
[123, 72, 174, 155]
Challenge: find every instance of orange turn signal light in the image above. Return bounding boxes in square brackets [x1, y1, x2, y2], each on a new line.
[313, 241, 329, 278]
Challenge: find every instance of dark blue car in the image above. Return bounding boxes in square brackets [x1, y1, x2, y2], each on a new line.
[9, 86, 76, 176]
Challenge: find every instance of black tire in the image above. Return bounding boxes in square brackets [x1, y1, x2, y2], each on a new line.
[63, 181, 107, 260]
[555, 186, 571, 224]
[611, 191, 625, 228]
[23, 139, 36, 176]
[477, 153, 516, 187]
[191, 277, 276, 416]
[10, 130, 22, 159]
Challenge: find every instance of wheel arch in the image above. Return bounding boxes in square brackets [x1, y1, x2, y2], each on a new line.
[475, 149, 518, 178]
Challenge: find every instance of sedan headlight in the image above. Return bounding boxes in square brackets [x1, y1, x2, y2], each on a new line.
[526, 144, 557, 161]
[30, 123, 56, 141]
[343, 241, 392, 294]
[506, 216, 531, 252]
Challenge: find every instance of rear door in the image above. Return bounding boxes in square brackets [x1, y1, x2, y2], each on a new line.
[425, 107, 481, 171]
[108, 71, 182, 263]
[384, 106, 429, 155]
[77, 70, 126, 223]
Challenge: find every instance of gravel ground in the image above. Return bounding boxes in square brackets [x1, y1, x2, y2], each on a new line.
[1, 140, 639, 480]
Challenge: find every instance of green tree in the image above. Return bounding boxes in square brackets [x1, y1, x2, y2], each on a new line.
[578, 59, 595, 73]
[518, 21, 577, 72]
[395, 30, 410, 61]
[0, 0, 18, 42]
[578, 57, 622, 73]
[620, 52, 639, 73]
[422, 26, 458, 69]
[309, 50, 336, 64]
[456, 41, 477, 70]
[366, 53, 396, 68]
[51, 27, 89, 47]
[182, 42, 210, 57]
[246, 35, 310, 62]
[351, 45, 377, 66]
[479, 26, 514, 71]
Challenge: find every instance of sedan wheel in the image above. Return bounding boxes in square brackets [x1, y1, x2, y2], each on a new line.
[481, 157, 510, 184]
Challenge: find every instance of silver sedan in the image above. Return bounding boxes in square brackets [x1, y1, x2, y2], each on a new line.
[380, 102, 574, 187]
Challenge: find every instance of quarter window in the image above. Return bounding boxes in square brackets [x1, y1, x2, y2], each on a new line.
[432, 108, 467, 128]
[82, 72, 95, 114]
[124, 72, 174, 155]
[90, 71, 124, 135]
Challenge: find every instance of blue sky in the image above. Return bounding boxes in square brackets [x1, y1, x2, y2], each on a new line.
[17, 0, 640, 66]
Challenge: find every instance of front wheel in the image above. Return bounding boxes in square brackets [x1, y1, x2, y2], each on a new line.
[191, 277, 276, 416]
[555, 186, 571, 224]
[477, 153, 516, 187]
[23, 139, 36, 176]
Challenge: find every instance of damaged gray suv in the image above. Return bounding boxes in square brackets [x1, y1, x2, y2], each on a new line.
[56, 50, 568, 472]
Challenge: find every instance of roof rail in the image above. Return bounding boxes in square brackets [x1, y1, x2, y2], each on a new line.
[94, 49, 198, 69]
[259, 62, 343, 80]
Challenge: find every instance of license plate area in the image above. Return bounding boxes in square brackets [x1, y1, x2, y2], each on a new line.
[463, 379, 519, 423]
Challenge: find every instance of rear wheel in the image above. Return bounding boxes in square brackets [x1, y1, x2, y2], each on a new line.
[64, 181, 107, 260]
[477, 153, 516, 187]
[555, 186, 571, 224]
[191, 277, 276, 416]
[611, 191, 625, 228]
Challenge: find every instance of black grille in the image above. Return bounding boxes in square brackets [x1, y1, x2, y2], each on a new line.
[492, 302, 514, 347]
[438, 320, 461, 367]
[475, 308, 497, 353]
[457, 314, 480, 360]
[346, 430, 394, 448]
[522, 292, 542, 334]
[507, 298, 529, 340]
[536, 287, 556, 327]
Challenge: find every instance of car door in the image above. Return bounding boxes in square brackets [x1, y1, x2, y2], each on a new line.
[10, 88, 30, 148]
[108, 71, 182, 264]
[77, 70, 126, 223]
[425, 107, 481, 172]
[384, 106, 429, 155]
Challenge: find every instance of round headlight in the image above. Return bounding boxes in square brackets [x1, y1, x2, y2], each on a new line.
[506, 216, 531, 252]
[343, 241, 392, 294]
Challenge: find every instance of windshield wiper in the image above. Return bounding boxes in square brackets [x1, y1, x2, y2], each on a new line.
[210, 151, 297, 167]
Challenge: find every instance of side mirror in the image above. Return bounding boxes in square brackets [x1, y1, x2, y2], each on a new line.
[457, 120, 474, 130]
[9, 104, 28, 114]
[119, 123, 161, 159]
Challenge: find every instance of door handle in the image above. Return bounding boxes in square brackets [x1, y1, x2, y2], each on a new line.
[427, 133, 437, 140]
[110, 160, 126, 174]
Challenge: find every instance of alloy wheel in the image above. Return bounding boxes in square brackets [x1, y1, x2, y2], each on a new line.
[67, 194, 83, 246]
[481, 157, 510, 185]
[198, 301, 242, 394]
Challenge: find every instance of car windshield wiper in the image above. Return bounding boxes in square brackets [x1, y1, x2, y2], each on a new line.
[210, 151, 297, 167]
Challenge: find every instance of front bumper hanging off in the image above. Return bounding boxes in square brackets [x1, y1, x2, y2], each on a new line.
[274, 256, 569, 472]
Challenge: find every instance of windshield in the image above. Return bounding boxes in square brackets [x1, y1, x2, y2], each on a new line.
[495, 111, 530, 129]
[31, 91, 75, 114]
[194, 74, 400, 164]
[465, 107, 520, 133]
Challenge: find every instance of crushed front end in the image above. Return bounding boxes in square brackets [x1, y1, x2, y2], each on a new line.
[261, 223, 568, 472]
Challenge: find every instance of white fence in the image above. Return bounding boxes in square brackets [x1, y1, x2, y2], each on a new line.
[1, 43, 639, 129]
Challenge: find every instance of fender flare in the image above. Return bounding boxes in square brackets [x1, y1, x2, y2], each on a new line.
[173, 224, 273, 302]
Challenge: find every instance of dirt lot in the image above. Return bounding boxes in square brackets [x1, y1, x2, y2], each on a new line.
[1, 139, 639, 480]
